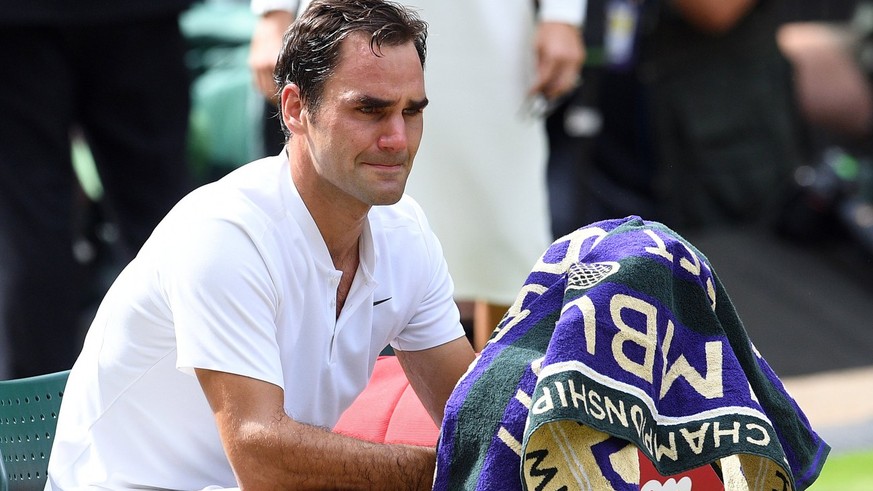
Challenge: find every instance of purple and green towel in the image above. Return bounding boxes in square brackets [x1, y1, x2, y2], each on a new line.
[434, 216, 829, 490]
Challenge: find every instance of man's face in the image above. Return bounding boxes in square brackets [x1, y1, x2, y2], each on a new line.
[299, 33, 427, 208]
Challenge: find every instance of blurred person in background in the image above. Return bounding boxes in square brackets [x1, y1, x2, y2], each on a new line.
[0, 0, 195, 378]
[548, 0, 805, 235]
[547, 0, 873, 378]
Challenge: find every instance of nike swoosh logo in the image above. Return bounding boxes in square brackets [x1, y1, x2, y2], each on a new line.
[373, 297, 392, 306]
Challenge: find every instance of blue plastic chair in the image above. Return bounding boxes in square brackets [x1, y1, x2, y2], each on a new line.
[0, 371, 69, 491]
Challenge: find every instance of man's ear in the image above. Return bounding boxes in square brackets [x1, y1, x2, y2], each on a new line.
[280, 83, 306, 134]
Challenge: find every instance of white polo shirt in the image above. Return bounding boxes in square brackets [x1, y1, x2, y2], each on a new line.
[47, 154, 464, 490]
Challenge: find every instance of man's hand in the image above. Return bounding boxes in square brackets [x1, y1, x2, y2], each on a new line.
[530, 22, 586, 102]
[249, 10, 296, 103]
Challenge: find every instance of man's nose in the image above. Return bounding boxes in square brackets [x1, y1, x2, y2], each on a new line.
[377, 114, 408, 152]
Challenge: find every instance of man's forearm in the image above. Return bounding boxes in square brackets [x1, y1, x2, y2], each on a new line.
[228, 412, 436, 490]
[197, 368, 437, 489]
[249, 9, 297, 99]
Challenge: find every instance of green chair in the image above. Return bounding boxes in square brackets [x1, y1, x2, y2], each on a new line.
[0, 371, 70, 491]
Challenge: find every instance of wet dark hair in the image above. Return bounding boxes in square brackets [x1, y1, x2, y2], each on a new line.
[274, 0, 428, 137]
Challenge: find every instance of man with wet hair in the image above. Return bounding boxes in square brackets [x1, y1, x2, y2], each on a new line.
[48, 1, 475, 488]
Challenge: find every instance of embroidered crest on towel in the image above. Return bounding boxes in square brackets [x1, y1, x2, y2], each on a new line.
[566, 261, 621, 291]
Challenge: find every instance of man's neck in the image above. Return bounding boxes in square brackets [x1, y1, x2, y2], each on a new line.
[286, 144, 368, 267]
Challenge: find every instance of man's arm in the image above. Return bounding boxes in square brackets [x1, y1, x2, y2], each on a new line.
[195, 368, 436, 490]
[394, 335, 476, 425]
[249, 9, 296, 101]
[531, 0, 587, 101]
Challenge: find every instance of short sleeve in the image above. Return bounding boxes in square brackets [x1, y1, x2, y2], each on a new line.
[390, 207, 465, 352]
[162, 218, 284, 388]
[539, 0, 587, 26]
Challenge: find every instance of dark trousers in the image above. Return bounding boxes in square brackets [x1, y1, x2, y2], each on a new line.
[0, 15, 193, 378]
